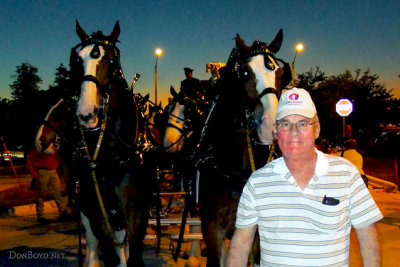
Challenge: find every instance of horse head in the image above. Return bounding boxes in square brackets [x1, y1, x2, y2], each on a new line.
[145, 101, 165, 145]
[163, 86, 208, 153]
[35, 99, 71, 154]
[70, 21, 122, 129]
[234, 29, 291, 144]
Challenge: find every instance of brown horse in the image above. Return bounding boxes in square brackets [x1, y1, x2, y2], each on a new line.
[197, 30, 291, 266]
[163, 30, 291, 266]
[36, 21, 153, 267]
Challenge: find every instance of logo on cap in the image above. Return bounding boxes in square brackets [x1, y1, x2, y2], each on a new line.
[288, 93, 299, 100]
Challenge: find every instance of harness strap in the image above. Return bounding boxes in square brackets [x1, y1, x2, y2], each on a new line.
[78, 110, 126, 246]
[250, 87, 279, 112]
[267, 144, 275, 163]
[246, 129, 256, 172]
[81, 75, 111, 96]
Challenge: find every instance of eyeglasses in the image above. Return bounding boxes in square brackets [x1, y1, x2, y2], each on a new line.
[275, 120, 318, 132]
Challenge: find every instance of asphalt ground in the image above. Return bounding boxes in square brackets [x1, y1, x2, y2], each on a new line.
[0, 168, 399, 266]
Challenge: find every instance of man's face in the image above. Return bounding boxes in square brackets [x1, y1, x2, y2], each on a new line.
[185, 72, 192, 79]
[273, 114, 319, 159]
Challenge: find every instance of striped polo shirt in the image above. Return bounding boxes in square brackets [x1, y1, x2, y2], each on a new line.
[236, 149, 383, 267]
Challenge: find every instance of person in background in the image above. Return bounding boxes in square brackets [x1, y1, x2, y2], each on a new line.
[337, 138, 368, 186]
[26, 144, 68, 223]
[226, 88, 382, 267]
[180, 67, 201, 99]
[343, 124, 356, 143]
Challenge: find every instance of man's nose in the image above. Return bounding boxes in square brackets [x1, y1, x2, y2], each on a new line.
[289, 123, 301, 133]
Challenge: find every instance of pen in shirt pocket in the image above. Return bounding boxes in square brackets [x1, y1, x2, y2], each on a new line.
[322, 195, 340, 206]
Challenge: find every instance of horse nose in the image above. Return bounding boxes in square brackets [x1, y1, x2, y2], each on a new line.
[78, 105, 99, 123]
[79, 113, 93, 123]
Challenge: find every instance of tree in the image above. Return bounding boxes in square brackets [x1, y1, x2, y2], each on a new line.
[0, 98, 11, 140]
[9, 62, 42, 102]
[48, 64, 73, 102]
[297, 66, 326, 91]
[298, 67, 396, 154]
[7, 63, 43, 153]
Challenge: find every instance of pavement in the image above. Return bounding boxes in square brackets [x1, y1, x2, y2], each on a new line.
[0, 166, 399, 266]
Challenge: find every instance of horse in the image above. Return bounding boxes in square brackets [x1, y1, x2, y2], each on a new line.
[163, 30, 291, 266]
[162, 84, 215, 197]
[198, 30, 292, 266]
[36, 21, 153, 267]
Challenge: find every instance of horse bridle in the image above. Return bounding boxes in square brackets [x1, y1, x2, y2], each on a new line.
[70, 40, 124, 98]
[164, 100, 195, 151]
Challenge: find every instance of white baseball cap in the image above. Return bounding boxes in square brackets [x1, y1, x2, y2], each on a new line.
[276, 88, 317, 120]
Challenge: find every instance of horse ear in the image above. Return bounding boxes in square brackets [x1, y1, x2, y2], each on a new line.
[76, 20, 88, 42]
[170, 86, 178, 97]
[268, 29, 283, 54]
[109, 21, 120, 42]
[149, 104, 154, 112]
[143, 94, 149, 102]
[235, 34, 249, 53]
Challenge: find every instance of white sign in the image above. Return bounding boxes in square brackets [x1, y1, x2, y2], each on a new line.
[336, 99, 353, 117]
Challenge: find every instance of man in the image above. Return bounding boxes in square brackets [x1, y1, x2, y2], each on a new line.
[180, 67, 201, 99]
[226, 88, 382, 266]
[27, 143, 68, 223]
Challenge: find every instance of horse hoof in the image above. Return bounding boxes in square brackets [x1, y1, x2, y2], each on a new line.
[186, 256, 201, 267]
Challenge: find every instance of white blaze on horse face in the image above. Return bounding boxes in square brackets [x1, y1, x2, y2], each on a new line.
[247, 54, 280, 144]
[163, 102, 186, 152]
[76, 44, 105, 128]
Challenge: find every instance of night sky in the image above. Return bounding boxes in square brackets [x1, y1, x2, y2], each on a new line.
[1, 0, 399, 105]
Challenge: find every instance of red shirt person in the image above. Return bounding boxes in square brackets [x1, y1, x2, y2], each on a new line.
[26, 144, 68, 223]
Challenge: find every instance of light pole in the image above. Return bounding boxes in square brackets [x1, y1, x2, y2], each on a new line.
[291, 43, 304, 87]
[154, 48, 163, 105]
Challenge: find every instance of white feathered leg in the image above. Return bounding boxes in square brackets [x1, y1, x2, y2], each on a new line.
[81, 212, 101, 267]
[114, 229, 128, 267]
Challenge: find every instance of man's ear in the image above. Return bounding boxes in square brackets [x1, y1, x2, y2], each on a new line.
[315, 123, 320, 139]
[272, 124, 278, 140]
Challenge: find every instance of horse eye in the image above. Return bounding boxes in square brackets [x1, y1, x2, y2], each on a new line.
[268, 62, 275, 70]
[264, 55, 276, 70]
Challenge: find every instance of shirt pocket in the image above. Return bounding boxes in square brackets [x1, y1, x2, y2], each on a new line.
[315, 199, 349, 234]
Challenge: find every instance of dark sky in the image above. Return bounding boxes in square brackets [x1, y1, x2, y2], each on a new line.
[1, 0, 399, 104]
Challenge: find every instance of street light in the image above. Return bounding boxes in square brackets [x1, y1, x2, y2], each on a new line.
[291, 43, 304, 87]
[154, 48, 163, 105]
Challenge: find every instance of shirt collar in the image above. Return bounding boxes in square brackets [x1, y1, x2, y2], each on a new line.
[273, 148, 329, 181]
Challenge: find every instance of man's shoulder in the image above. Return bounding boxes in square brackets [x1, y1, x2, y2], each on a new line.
[252, 157, 283, 176]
